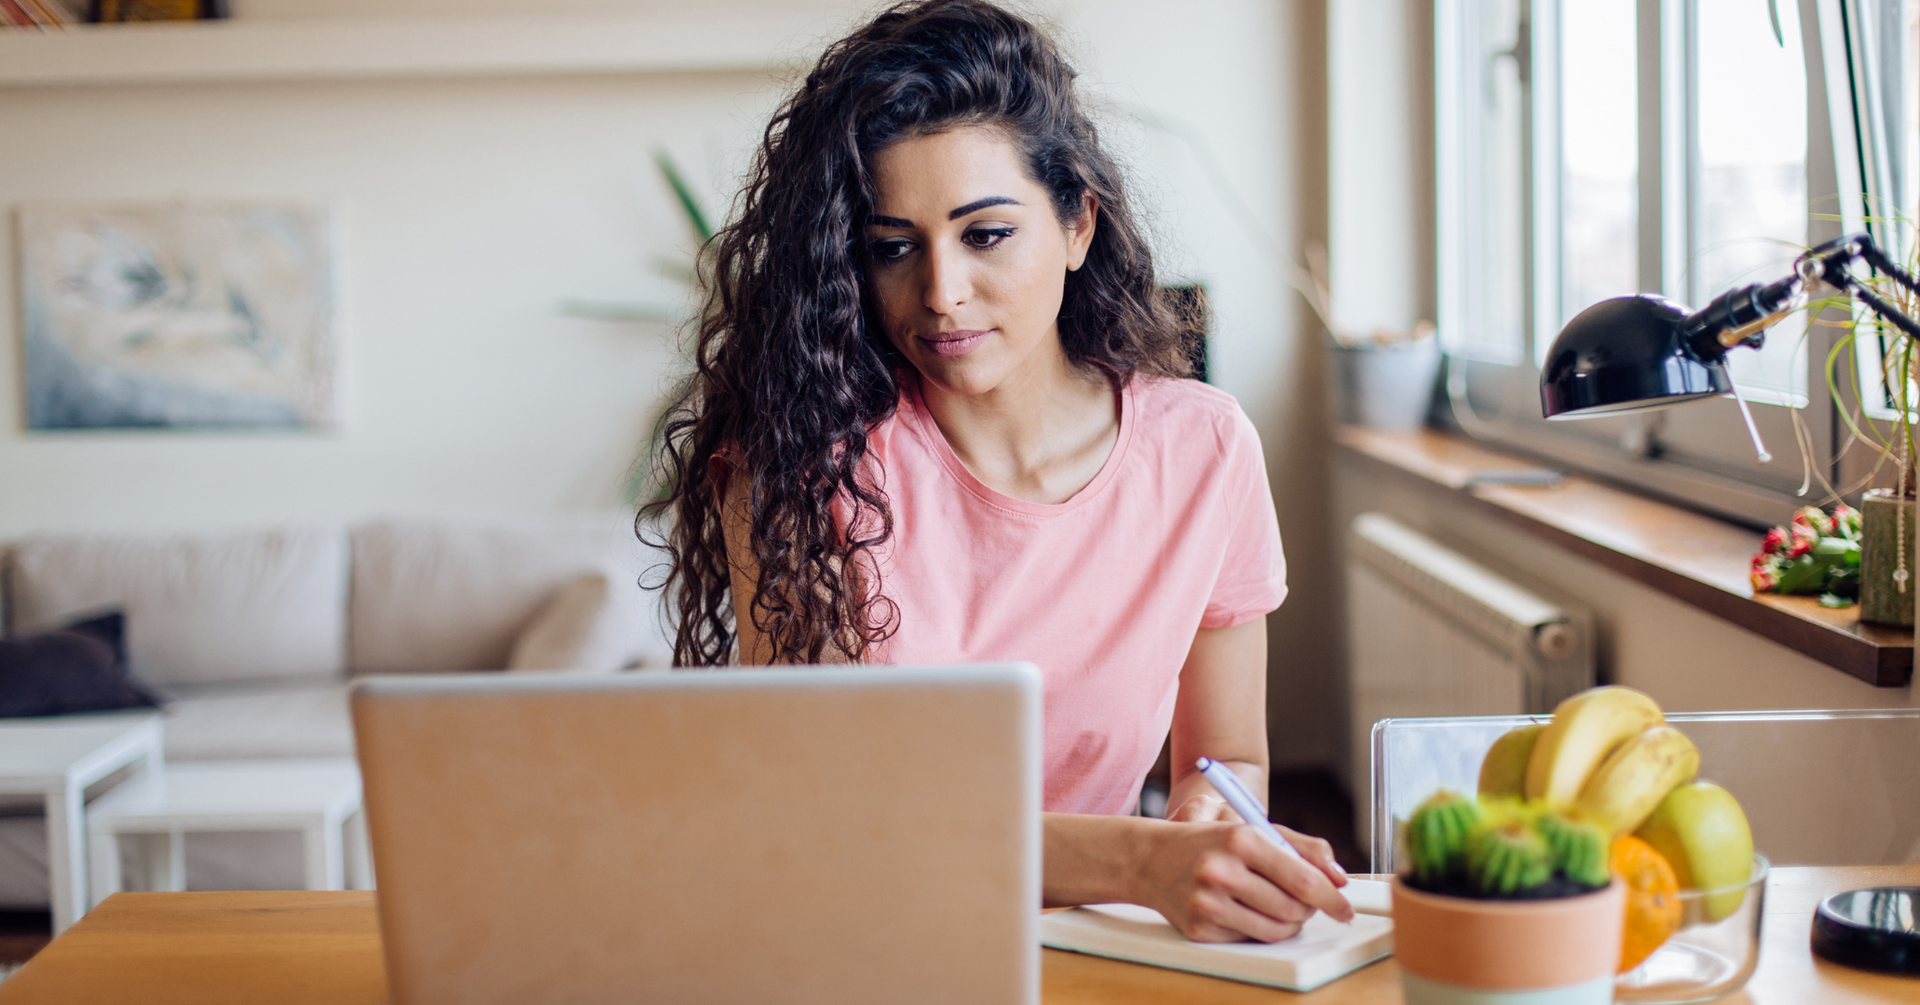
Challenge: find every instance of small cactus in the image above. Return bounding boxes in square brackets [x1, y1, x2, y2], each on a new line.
[1406, 790, 1481, 885]
[1535, 812, 1609, 888]
[1465, 819, 1552, 896]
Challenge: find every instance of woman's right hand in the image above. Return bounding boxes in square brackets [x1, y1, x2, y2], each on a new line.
[1130, 816, 1355, 943]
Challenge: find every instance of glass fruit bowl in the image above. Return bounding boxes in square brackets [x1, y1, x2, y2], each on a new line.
[1614, 853, 1769, 1004]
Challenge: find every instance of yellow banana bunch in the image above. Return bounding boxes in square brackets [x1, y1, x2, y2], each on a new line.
[1572, 724, 1699, 835]
[1524, 686, 1665, 808]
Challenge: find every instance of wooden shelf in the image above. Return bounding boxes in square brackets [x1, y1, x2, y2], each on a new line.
[1334, 425, 1914, 687]
[0, 12, 833, 87]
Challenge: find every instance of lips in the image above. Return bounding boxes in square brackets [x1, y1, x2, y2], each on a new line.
[921, 330, 988, 359]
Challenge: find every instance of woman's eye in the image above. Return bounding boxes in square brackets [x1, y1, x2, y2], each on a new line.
[963, 227, 1016, 249]
[869, 239, 914, 262]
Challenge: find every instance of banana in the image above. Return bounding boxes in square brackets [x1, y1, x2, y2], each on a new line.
[1524, 686, 1665, 808]
[1478, 724, 1546, 799]
[1574, 724, 1699, 835]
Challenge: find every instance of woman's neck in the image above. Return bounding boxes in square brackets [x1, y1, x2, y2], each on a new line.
[915, 340, 1121, 505]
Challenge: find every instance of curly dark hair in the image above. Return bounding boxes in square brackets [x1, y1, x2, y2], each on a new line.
[643, 0, 1196, 666]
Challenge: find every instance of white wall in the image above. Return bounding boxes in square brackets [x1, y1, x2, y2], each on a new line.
[1327, 0, 1429, 336]
[0, 66, 791, 534]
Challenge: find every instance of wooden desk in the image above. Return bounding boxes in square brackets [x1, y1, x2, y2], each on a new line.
[4, 867, 1919, 1003]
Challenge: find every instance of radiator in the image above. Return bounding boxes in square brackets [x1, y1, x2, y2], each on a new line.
[1345, 513, 1596, 806]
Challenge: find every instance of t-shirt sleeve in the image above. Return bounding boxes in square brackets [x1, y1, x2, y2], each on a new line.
[1200, 408, 1288, 628]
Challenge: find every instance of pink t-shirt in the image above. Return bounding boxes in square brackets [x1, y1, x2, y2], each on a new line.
[866, 374, 1288, 816]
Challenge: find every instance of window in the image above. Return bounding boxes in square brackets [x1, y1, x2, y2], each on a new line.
[1437, 0, 1530, 365]
[1695, 0, 1811, 405]
[1557, 1, 1638, 344]
[1437, 0, 1913, 526]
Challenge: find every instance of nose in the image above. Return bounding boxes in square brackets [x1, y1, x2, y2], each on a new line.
[922, 241, 971, 315]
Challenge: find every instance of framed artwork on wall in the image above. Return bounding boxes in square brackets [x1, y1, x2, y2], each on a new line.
[16, 199, 338, 431]
[87, 0, 228, 22]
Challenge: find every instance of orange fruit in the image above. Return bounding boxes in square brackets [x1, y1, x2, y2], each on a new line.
[1612, 835, 1683, 973]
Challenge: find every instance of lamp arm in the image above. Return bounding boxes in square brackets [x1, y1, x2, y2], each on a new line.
[1846, 282, 1920, 342]
[1852, 238, 1920, 299]
[1800, 234, 1920, 342]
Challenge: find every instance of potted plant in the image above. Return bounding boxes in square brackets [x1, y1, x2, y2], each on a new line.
[1812, 235, 1920, 626]
[1848, 320, 1918, 627]
[1295, 241, 1440, 432]
[1393, 794, 1624, 1003]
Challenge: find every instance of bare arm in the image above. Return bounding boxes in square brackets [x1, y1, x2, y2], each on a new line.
[1042, 618, 1352, 941]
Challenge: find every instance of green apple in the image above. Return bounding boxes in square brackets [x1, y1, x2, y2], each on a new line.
[1635, 781, 1754, 922]
[1476, 724, 1545, 800]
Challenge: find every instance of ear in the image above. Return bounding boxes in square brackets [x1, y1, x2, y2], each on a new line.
[1064, 192, 1098, 272]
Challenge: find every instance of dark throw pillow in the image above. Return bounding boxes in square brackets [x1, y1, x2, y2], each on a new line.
[0, 611, 161, 718]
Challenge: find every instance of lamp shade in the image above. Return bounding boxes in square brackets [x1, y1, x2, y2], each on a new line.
[1540, 295, 1731, 419]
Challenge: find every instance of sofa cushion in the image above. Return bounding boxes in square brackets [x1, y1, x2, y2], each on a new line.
[6, 528, 349, 688]
[508, 571, 625, 672]
[349, 514, 669, 673]
[158, 675, 354, 762]
[0, 610, 160, 718]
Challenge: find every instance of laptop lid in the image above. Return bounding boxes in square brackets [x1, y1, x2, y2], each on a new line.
[352, 663, 1041, 1005]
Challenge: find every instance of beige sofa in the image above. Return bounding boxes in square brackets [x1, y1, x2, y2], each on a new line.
[0, 513, 673, 906]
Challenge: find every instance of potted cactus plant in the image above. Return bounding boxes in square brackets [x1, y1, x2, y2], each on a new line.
[1392, 793, 1625, 1005]
[1393, 686, 1766, 1004]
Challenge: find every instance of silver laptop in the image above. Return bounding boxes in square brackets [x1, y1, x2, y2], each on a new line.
[351, 663, 1041, 1005]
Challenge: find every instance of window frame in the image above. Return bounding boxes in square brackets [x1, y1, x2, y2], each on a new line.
[1435, 0, 1909, 528]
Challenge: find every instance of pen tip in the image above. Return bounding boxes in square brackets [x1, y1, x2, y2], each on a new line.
[1194, 757, 1212, 770]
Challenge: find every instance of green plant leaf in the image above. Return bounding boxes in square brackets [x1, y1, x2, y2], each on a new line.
[1812, 537, 1858, 561]
[1774, 556, 1829, 594]
[653, 149, 714, 245]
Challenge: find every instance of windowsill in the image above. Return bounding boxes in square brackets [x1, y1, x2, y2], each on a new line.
[1333, 424, 1914, 687]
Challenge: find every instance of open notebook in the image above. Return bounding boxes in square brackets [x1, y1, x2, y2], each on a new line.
[1040, 902, 1393, 992]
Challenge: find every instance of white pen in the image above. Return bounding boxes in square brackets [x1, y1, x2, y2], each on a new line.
[1194, 756, 1301, 858]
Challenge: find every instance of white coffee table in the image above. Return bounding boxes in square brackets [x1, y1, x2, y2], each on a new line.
[0, 714, 164, 933]
[86, 758, 363, 907]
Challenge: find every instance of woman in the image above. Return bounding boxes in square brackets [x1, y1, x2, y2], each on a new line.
[645, 0, 1351, 942]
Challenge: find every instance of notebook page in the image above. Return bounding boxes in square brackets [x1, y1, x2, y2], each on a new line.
[1040, 903, 1394, 992]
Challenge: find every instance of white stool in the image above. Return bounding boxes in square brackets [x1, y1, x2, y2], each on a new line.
[85, 758, 362, 907]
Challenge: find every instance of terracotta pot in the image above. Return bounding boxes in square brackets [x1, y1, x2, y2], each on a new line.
[1392, 877, 1625, 1005]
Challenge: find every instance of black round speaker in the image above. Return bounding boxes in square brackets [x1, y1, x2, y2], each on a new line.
[1810, 887, 1920, 975]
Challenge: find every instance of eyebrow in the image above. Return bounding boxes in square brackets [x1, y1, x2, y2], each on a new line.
[865, 196, 1024, 229]
[949, 196, 1020, 219]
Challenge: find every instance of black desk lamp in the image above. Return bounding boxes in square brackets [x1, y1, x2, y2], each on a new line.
[1541, 232, 1920, 426]
[1539, 232, 1920, 974]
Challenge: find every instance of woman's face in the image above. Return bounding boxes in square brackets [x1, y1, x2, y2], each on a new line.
[864, 125, 1095, 398]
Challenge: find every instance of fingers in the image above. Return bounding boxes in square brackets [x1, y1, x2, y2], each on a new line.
[1176, 890, 1307, 944]
[1279, 825, 1349, 886]
[1179, 854, 1310, 943]
[1232, 827, 1354, 923]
